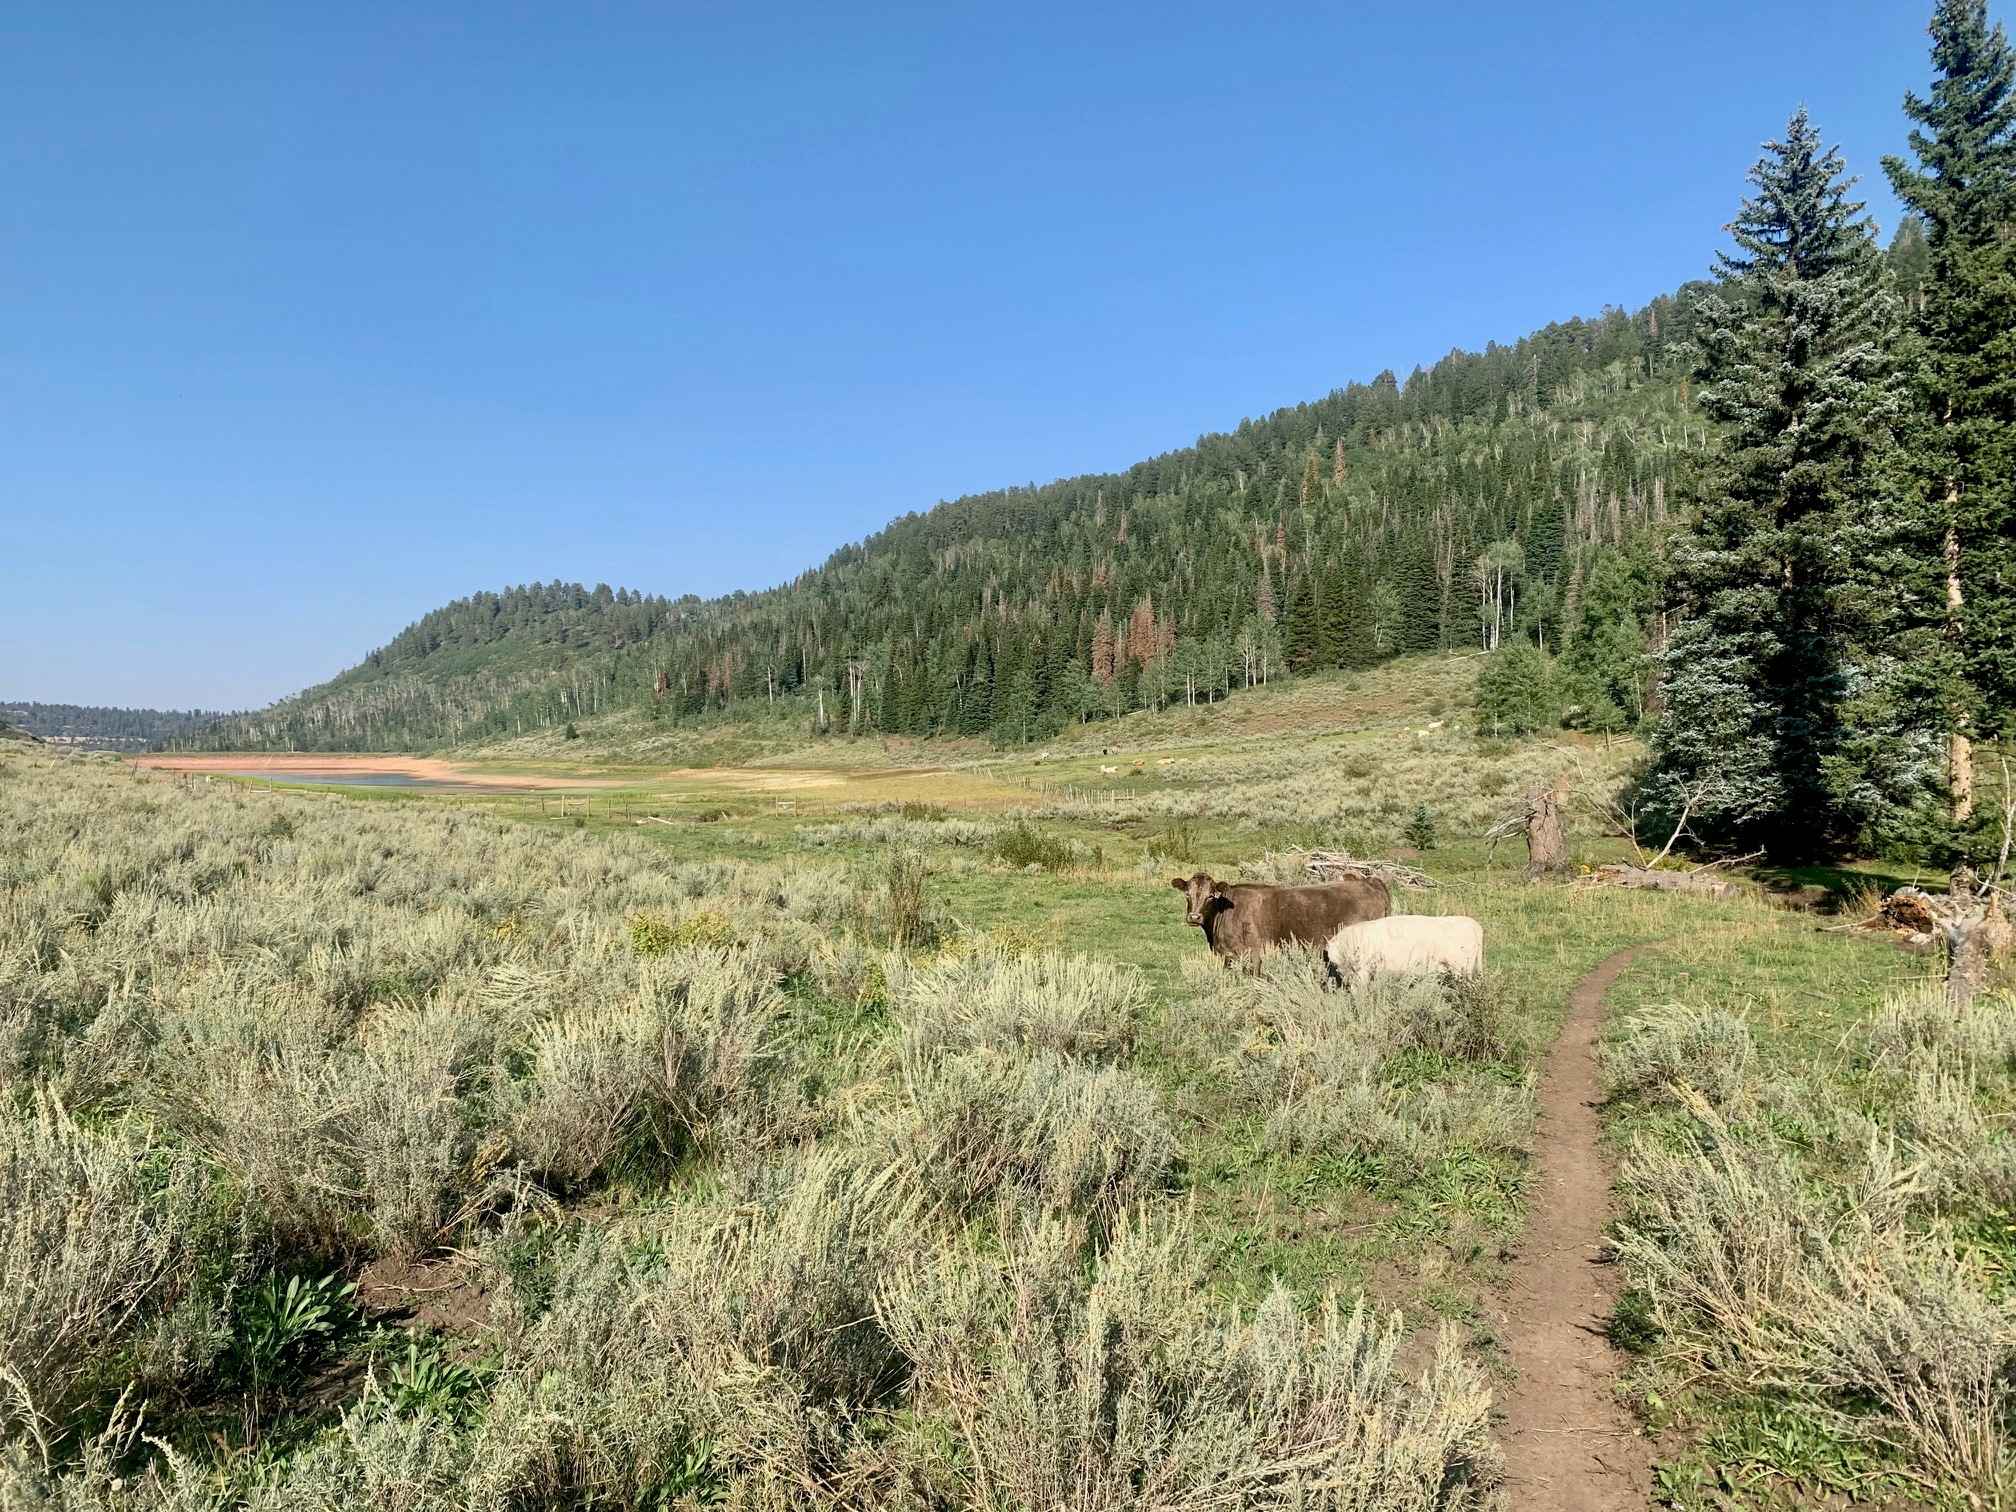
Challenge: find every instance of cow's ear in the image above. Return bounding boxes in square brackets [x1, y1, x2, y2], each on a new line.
[1170, 877, 1188, 890]
[1210, 885, 1232, 904]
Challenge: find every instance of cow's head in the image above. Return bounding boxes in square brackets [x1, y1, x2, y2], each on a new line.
[1170, 872, 1229, 929]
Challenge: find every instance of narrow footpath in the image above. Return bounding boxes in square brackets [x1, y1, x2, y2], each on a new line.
[1496, 946, 1655, 1510]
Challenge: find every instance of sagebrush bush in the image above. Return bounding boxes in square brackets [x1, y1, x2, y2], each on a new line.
[1225, 963, 1522, 1107]
[467, 1148, 916, 1506]
[1866, 982, 2016, 1072]
[886, 1046, 1175, 1218]
[1615, 1089, 2016, 1498]
[878, 1210, 1501, 1510]
[498, 1004, 664, 1190]
[155, 996, 491, 1259]
[796, 814, 996, 850]
[1602, 1000, 1754, 1108]
[1264, 1078, 1534, 1178]
[0, 1094, 206, 1433]
[1385, 969, 1523, 1063]
[896, 948, 1145, 1063]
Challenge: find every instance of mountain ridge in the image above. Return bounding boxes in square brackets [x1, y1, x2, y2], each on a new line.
[183, 283, 1720, 754]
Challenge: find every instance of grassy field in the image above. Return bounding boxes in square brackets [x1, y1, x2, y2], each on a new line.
[4, 662, 2011, 1509]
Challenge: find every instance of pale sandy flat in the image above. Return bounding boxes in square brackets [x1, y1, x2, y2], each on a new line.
[131, 754, 630, 790]
[128, 752, 1015, 803]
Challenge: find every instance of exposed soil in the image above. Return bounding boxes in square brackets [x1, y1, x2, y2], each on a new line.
[130, 751, 966, 795]
[1497, 946, 1653, 1510]
[132, 753, 626, 790]
[356, 1252, 492, 1335]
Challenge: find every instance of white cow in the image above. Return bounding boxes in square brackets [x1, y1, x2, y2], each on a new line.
[1326, 914, 1484, 989]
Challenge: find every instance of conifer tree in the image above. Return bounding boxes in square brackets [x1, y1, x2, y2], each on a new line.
[1650, 110, 1944, 859]
[1884, 0, 2016, 819]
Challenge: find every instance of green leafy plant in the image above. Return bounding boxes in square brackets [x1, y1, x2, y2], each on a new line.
[630, 909, 736, 956]
[646, 1439, 726, 1507]
[236, 1271, 356, 1384]
[381, 1332, 493, 1423]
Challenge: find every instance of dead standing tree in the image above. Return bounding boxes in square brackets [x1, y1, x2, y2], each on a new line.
[1487, 779, 1570, 881]
[1945, 893, 2014, 1011]
[1942, 758, 2016, 1010]
[1836, 760, 2016, 1008]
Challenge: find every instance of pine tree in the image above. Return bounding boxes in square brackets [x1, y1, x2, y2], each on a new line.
[1650, 109, 1943, 859]
[1884, 0, 2016, 819]
[1283, 572, 1317, 672]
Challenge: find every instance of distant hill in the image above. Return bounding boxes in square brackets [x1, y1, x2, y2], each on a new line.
[2, 701, 229, 751]
[186, 284, 1719, 754]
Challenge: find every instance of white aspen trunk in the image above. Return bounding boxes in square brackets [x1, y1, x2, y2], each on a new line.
[1947, 508, 1973, 822]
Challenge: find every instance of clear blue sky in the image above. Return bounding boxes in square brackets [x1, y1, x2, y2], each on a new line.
[2, 1, 1944, 708]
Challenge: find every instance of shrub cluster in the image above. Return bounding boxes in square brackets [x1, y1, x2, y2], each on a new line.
[0, 750, 1501, 1508]
[1194, 950, 1536, 1206]
[1608, 979, 2016, 1499]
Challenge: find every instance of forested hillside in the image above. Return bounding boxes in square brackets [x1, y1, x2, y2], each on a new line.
[2, 701, 228, 750]
[186, 284, 1720, 753]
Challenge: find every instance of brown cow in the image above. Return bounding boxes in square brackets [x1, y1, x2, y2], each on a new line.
[1170, 872, 1391, 963]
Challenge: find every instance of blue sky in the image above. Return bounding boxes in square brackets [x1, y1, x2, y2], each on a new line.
[1, 1, 1946, 708]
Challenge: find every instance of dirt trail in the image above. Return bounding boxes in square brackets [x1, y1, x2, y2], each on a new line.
[1497, 946, 1653, 1510]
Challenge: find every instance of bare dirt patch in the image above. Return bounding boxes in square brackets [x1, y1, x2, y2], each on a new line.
[1496, 946, 1654, 1510]
[132, 753, 629, 790]
[356, 1252, 491, 1335]
[130, 754, 1010, 805]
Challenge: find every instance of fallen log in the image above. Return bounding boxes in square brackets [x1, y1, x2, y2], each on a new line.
[1574, 864, 1732, 898]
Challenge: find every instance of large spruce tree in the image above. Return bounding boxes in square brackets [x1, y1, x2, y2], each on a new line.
[1884, 0, 2016, 820]
[1649, 110, 1945, 859]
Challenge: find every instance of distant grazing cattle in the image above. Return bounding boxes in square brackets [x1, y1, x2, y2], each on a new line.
[1100, 765, 1120, 774]
[1325, 915, 1484, 990]
[1171, 872, 1390, 964]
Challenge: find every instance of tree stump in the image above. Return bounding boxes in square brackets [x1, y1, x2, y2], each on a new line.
[1525, 784, 1568, 881]
[1946, 893, 2014, 1012]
